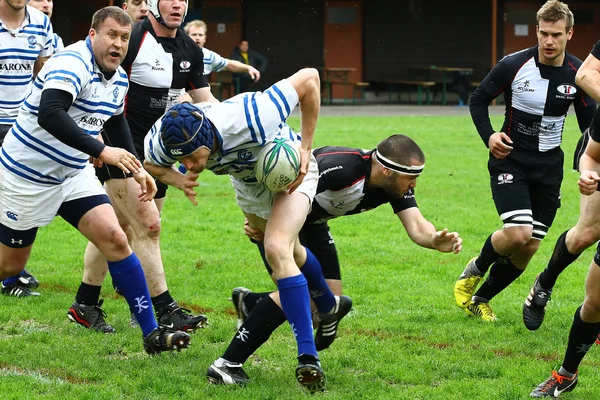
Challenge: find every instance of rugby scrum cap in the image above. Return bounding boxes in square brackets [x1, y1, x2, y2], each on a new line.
[160, 102, 214, 158]
[147, 0, 188, 27]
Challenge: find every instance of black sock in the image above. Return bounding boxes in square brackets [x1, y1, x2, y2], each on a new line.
[244, 291, 273, 313]
[223, 296, 286, 364]
[151, 290, 174, 311]
[538, 230, 581, 290]
[562, 306, 600, 374]
[473, 259, 524, 301]
[75, 282, 101, 305]
[475, 234, 505, 274]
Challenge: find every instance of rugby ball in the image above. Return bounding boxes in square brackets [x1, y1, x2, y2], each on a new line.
[255, 138, 301, 192]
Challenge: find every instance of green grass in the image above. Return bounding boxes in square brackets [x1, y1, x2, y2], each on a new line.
[1, 114, 599, 399]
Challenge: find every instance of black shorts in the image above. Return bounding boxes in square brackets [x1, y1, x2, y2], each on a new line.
[0, 124, 11, 146]
[257, 222, 341, 280]
[488, 148, 563, 240]
[94, 132, 169, 199]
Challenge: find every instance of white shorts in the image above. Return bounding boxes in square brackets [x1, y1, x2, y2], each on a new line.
[231, 153, 319, 220]
[0, 163, 106, 231]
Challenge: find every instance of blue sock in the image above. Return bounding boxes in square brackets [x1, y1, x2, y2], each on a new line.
[108, 253, 158, 337]
[278, 274, 317, 358]
[301, 248, 336, 313]
[3, 270, 25, 286]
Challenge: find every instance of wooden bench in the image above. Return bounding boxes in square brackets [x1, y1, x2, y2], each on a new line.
[322, 81, 369, 105]
[352, 82, 369, 104]
[387, 81, 436, 105]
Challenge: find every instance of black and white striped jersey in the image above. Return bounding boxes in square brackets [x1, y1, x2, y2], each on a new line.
[471, 45, 595, 153]
[121, 19, 208, 148]
[306, 146, 417, 224]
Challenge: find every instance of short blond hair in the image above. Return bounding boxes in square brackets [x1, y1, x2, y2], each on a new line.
[537, 0, 574, 31]
[184, 20, 207, 35]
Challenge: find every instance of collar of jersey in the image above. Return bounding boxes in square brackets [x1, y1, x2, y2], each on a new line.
[144, 17, 181, 39]
[0, 6, 32, 33]
[84, 36, 120, 84]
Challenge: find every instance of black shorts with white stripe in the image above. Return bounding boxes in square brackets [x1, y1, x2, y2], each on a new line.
[488, 148, 562, 240]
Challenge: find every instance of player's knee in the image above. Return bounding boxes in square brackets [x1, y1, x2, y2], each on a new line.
[135, 209, 161, 240]
[504, 226, 533, 248]
[263, 240, 290, 271]
[98, 226, 130, 257]
[570, 227, 600, 253]
[582, 297, 600, 320]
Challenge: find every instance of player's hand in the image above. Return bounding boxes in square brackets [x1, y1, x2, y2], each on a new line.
[98, 147, 142, 174]
[488, 132, 513, 159]
[433, 228, 462, 254]
[247, 66, 261, 82]
[178, 92, 193, 103]
[177, 171, 200, 205]
[244, 218, 264, 241]
[288, 147, 310, 194]
[133, 169, 157, 202]
[578, 170, 600, 195]
[90, 133, 105, 167]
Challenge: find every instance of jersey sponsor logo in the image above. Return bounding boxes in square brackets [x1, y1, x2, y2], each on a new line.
[27, 35, 37, 48]
[497, 173, 513, 185]
[6, 211, 18, 221]
[0, 63, 33, 72]
[92, 87, 99, 99]
[238, 149, 253, 160]
[556, 83, 577, 100]
[329, 200, 346, 209]
[112, 87, 120, 103]
[514, 80, 534, 93]
[319, 165, 343, 178]
[557, 84, 576, 95]
[170, 148, 184, 156]
[152, 58, 165, 71]
[80, 115, 107, 127]
[180, 60, 191, 72]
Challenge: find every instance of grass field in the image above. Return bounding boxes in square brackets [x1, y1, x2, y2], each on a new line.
[1, 113, 599, 399]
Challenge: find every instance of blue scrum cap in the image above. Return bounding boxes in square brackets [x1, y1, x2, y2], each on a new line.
[160, 102, 214, 158]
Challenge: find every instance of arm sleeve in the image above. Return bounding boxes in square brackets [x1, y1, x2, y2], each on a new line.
[589, 106, 600, 143]
[390, 188, 418, 213]
[38, 89, 106, 158]
[469, 60, 512, 147]
[102, 112, 138, 157]
[574, 89, 597, 133]
[186, 45, 209, 90]
[205, 48, 228, 73]
[591, 40, 600, 60]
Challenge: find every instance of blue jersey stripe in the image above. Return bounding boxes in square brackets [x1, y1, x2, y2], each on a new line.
[23, 100, 38, 111]
[267, 91, 285, 121]
[11, 128, 86, 170]
[272, 85, 291, 115]
[76, 98, 121, 110]
[0, 99, 25, 105]
[0, 155, 58, 185]
[52, 52, 93, 74]
[0, 81, 31, 86]
[0, 48, 42, 55]
[46, 76, 81, 95]
[251, 94, 266, 144]
[243, 95, 257, 143]
[0, 74, 33, 79]
[46, 70, 83, 89]
[71, 103, 117, 117]
[0, 118, 16, 124]
[14, 122, 88, 163]
[0, 148, 62, 184]
[0, 55, 37, 61]
[113, 81, 128, 87]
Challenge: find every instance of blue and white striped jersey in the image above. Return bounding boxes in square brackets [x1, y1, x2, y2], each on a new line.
[145, 79, 300, 183]
[202, 47, 227, 75]
[0, 38, 128, 185]
[0, 6, 54, 126]
[53, 33, 64, 52]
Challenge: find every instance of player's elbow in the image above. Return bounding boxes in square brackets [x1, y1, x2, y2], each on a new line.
[290, 68, 320, 100]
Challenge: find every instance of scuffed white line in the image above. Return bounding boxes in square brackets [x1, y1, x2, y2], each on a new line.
[0, 367, 68, 384]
